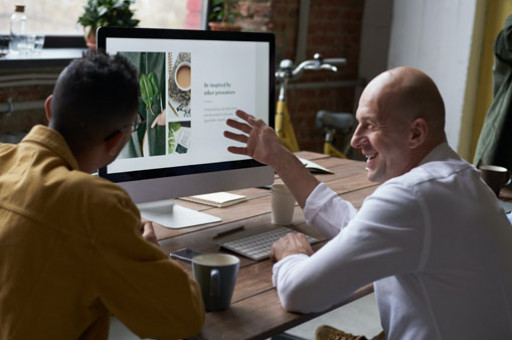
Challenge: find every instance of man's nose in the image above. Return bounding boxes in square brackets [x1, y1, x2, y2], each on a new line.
[350, 124, 363, 149]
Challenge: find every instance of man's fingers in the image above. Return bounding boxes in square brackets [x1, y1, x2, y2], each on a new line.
[235, 110, 267, 128]
[235, 109, 252, 121]
[224, 130, 249, 144]
[226, 118, 252, 134]
[141, 221, 159, 246]
[227, 146, 248, 155]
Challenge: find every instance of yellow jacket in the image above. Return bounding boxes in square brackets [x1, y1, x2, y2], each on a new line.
[0, 125, 205, 339]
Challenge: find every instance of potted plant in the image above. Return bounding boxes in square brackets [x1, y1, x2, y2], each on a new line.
[208, 0, 243, 31]
[77, 0, 139, 50]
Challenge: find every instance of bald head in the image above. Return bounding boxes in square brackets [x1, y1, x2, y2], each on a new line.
[370, 66, 447, 144]
[351, 67, 448, 182]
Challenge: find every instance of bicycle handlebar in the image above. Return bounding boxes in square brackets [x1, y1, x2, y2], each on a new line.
[276, 53, 347, 80]
[323, 58, 347, 65]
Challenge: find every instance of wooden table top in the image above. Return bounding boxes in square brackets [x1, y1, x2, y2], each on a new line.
[155, 152, 379, 340]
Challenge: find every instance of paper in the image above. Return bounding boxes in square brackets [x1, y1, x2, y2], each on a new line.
[298, 157, 333, 174]
[180, 192, 247, 208]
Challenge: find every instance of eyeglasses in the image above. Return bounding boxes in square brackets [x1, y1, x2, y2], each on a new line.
[104, 112, 146, 141]
[131, 112, 146, 132]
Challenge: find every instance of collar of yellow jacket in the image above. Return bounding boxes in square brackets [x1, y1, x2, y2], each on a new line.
[21, 125, 79, 171]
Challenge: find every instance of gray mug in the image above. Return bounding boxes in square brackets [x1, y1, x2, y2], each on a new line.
[478, 165, 511, 196]
[192, 253, 240, 311]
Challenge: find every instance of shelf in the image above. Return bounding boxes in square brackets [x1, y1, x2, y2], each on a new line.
[0, 48, 86, 69]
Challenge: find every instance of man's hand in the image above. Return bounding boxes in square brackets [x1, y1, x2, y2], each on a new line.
[141, 220, 159, 246]
[224, 110, 288, 168]
[224, 109, 320, 208]
[151, 109, 167, 128]
[270, 233, 314, 262]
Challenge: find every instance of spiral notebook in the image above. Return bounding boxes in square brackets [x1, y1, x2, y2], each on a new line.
[180, 192, 247, 208]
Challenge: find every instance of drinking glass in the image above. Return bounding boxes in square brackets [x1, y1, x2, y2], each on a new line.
[34, 35, 45, 53]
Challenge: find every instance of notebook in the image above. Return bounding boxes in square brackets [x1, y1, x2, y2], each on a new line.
[180, 192, 247, 208]
[298, 157, 333, 174]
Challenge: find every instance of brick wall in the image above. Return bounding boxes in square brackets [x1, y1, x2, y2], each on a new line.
[239, 0, 364, 152]
[1, 0, 365, 152]
[0, 67, 56, 142]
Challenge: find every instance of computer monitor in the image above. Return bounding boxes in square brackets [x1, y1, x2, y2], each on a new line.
[97, 27, 275, 229]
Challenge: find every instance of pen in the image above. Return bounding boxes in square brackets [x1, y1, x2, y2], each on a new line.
[213, 226, 245, 239]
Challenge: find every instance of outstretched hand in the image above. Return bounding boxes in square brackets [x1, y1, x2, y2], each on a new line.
[224, 110, 287, 167]
[224, 109, 320, 209]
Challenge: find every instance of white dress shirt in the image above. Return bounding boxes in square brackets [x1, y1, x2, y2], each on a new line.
[273, 143, 512, 339]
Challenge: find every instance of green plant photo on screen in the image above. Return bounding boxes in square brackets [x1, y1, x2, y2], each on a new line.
[118, 52, 167, 158]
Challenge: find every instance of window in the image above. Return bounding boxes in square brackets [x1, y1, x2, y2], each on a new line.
[0, 0, 208, 35]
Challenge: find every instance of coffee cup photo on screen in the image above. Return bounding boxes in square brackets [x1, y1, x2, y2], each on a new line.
[167, 51, 192, 155]
[118, 51, 166, 158]
[168, 52, 191, 119]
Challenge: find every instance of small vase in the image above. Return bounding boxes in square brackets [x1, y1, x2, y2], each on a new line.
[83, 27, 97, 50]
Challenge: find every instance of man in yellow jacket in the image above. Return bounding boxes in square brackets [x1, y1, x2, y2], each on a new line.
[0, 51, 205, 340]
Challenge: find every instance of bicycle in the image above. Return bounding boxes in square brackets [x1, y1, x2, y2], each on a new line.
[274, 53, 354, 158]
[315, 109, 355, 158]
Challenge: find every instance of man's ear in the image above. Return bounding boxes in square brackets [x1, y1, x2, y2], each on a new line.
[105, 130, 127, 157]
[409, 117, 428, 149]
[44, 95, 53, 122]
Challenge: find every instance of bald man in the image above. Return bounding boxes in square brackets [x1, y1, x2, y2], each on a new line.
[224, 67, 512, 339]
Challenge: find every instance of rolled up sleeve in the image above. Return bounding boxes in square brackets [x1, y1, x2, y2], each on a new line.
[273, 183, 426, 313]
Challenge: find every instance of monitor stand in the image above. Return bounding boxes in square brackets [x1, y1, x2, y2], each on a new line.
[137, 199, 221, 229]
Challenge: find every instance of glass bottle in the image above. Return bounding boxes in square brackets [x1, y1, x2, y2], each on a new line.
[9, 5, 27, 54]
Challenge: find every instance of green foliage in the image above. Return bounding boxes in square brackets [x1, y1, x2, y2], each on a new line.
[168, 122, 182, 154]
[209, 0, 242, 24]
[77, 0, 139, 36]
[140, 72, 159, 117]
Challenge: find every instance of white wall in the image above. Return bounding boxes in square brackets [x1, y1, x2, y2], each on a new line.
[359, 0, 393, 82]
[387, 0, 480, 151]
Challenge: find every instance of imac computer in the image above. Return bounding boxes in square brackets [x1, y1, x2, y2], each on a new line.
[97, 27, 275, 229]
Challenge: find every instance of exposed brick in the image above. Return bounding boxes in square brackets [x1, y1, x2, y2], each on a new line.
[2, 0, 365, 153]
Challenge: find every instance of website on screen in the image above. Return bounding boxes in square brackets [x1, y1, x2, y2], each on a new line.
[104, 37, 269, 174]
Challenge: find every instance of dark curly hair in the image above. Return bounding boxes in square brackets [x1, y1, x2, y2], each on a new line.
[50, 50, 139, 154]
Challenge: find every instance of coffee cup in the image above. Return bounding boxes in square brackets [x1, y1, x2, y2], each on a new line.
[192, 253, 239, 311]
[478, 164, 511, 196]
[174, 61, 191, 91]
[271, 184, 296, 225]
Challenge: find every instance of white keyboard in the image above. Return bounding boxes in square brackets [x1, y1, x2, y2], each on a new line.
[218, 226, 319, 261]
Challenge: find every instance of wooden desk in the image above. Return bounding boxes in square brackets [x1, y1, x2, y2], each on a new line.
[154, 152, 379, 340]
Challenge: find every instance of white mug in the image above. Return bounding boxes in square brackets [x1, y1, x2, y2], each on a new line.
[271, 184, 296, 225]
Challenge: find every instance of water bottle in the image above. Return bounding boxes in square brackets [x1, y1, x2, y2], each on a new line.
[9, 5, 27, 54]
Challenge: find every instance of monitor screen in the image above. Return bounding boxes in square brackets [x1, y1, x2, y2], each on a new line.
[97, 27, 275, 228]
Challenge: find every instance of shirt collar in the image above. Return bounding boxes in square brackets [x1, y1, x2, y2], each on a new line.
[21, 125, 79, 170]
[419, 142, 461, 166]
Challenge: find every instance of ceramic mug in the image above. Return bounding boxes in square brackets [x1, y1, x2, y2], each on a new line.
[478, 164, 511, 196]
[192, 253, 239, 311]
[271, 183, 296, 225]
